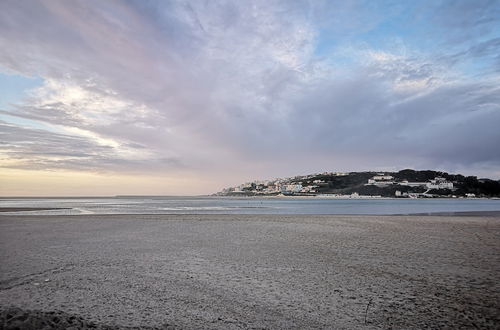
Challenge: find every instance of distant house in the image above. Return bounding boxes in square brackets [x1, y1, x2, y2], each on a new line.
[426, 177, 453, 190]
[399, 180, 427, 187]
[366, 174, 394, 186]
[280, 184, 302, 194]
[367, 175, 454, 190]
[301, 185, 317, 193]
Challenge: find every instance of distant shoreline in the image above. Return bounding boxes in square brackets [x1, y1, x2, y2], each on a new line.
[1, 196, 499, 216]
[216, 194, 500, 200]
[392, 210, 500, 217]
[1, 195, 499, 200]
[1, 209, 499, 217]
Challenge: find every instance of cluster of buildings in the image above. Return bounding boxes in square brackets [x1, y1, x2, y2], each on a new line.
[365, 174, 454, 190]
[366, 173, 455, 198]
[219, 172, 458, 198]
[219, 172, 348, 196]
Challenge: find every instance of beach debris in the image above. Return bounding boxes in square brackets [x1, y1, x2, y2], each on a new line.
[364, 298, 373, 324]
[44, 278, 50, 282]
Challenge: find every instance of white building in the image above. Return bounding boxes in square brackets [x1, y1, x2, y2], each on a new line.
[399, 180, 427, 187]
[426, 177, 453, 190]
[334, 172, 349, 176]
[367, 174, 394, 186]
[373, 175, 394, 181]
[300, 185, 317, 193]
[280, 184, 303, 193]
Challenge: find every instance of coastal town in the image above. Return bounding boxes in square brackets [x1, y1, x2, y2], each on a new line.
[217, 170, 500, 198]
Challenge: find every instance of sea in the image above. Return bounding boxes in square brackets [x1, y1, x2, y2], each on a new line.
[1, 196, 500, 215]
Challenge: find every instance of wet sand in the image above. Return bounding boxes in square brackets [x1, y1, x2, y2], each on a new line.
[0, 207, 70, 213]
[0, 214, 499, 329]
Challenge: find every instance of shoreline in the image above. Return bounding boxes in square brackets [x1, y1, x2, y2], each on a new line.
[1, 209, 500, 217]
[1, 195, 499, 199]
[0, 207, 71, 213]
[218, 195, 500, 200]
[394, 210, 500, 217]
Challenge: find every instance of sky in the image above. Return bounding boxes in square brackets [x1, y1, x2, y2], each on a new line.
[0, 0, 499, 196]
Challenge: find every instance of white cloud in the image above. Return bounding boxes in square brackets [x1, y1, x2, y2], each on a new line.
[0, 0, 499, 187]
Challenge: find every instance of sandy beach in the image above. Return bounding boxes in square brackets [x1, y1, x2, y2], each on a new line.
[0, 214, 499, 329]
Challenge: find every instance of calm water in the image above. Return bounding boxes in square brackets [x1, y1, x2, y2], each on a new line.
[1, 196, 500, 215]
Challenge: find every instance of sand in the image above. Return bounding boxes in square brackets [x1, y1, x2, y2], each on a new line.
[0, 207, 70, 213]
[0, 214, 499, 329]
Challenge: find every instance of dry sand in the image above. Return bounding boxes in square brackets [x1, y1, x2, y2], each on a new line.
[0, 214, 499, 329]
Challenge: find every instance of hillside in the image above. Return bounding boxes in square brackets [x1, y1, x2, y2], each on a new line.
[217, 169, 500, 198]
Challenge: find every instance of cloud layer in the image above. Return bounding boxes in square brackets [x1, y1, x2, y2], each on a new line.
[1, 0, 499, 190]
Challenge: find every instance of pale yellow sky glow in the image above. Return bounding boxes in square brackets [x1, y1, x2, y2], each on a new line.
[0, 169, 219, 196]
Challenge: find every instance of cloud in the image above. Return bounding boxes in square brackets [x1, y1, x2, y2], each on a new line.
[0, 120, 182, 172]
[0, 0, 499, 184]
[428, 0, 500, 38]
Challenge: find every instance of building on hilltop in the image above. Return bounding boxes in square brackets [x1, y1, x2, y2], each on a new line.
[426, 177, 453, 190]
[366, 174, 394, 186]
[399, 180, 427, 187]
[366, 174, 454, 190]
